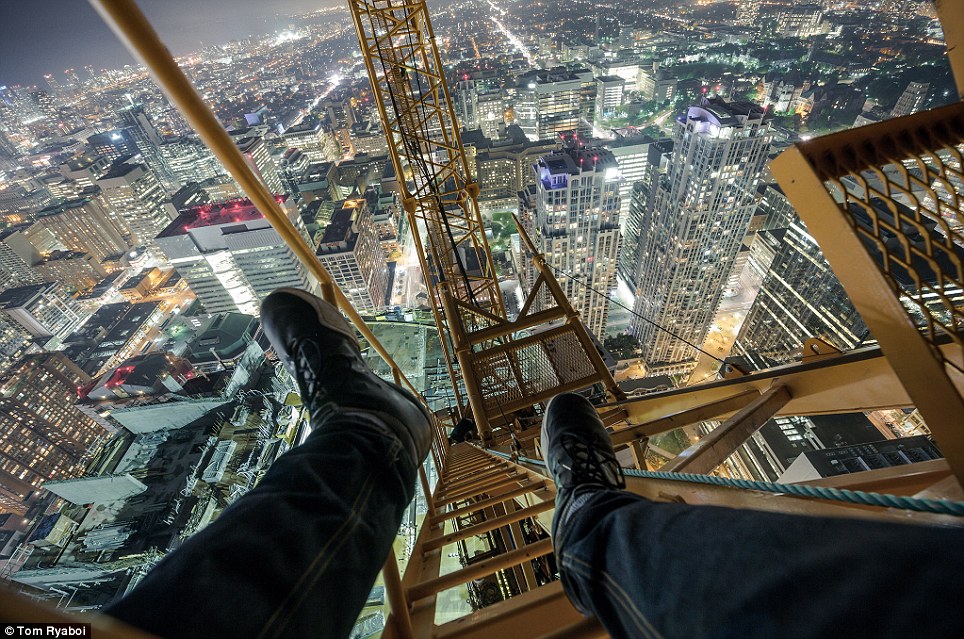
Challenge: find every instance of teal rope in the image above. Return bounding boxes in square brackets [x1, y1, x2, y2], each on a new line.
[485, 449, 964, 517]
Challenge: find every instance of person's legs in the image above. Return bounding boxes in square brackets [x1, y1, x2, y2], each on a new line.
[543, 393, 964, 639]
[106, 289, 433, 639]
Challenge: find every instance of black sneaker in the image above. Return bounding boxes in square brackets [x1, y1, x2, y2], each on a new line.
[261, 288, 433, 465]
[541, 393, 624, 535]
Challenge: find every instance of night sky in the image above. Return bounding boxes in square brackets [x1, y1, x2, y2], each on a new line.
[0, 0, 336, 87]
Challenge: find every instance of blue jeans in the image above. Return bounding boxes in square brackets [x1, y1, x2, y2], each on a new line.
[105, 411, 417, 639]
[557, 489, 964, 639]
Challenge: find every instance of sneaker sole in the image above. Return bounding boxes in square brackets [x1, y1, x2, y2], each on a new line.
[272, 287, 359, 348]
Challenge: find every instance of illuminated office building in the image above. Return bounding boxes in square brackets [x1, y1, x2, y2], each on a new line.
[236, 134, 285, 196]
[118, 105, 179, 190]
[529, 146, 621, 337]
[514, 69, 594, 140]
[632, 98, 772, 371]
[0, 353, 107, 515]
[154, 198, 314, 315]
[315, 198, 389, 314]
[35, 197, 130, 263]
[0, 282, 87, 340]
[96, 161, 171, 246]
[890, 81, 929, 117]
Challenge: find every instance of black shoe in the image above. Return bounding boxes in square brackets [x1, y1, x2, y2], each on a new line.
[541, 393, 624, 533]
[261, 288, 433, 465]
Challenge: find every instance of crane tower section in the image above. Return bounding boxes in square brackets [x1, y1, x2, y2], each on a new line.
[348, 0, 624, 441]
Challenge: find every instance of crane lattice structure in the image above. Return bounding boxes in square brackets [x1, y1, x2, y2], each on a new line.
[348, 0, 624, 444]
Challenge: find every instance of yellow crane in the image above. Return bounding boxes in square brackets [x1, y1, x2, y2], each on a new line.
[347, 0, 624, 447]
[3, 1, 963, 637]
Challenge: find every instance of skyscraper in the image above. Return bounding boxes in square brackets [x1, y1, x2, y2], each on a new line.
[603, 132, 656, 280]
[731, 216, 868, 370]
[0, 228, 41, 290]
[616, 138, 671, 284]
[96, 161, 171, 246]
[463, 126, 559, 212]
[0, 282, 87, 340]
[890, 81, 929, 117]
[527, 145, 621, 337]
[514, 69, 594, 141]
[456, 72, 505, 140]
[281, 121, 339, 163]
[315, 198, 389, 313]
[43, 74, 63, 97]
[35, 197, 130, 263]
[594, 76, 625, 125]
[632, 98, 772, 371]
[0, 353, 108, 515]
[159, 137, 226, 186]
[236, 134, 285, 196]
[118, 105, 179, 190]
[154, 198, 314, 315]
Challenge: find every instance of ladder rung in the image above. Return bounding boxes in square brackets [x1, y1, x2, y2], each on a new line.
[424, 500, 554, 551]
[434, 581, 583, 639]
[444, 461, 502, 481]
[445, 457, 505, 477]
[438, 470, 520, 501]
[599, 407, 628, 428]
[437, 475, 528, 507]
[431, 482, 548, 525]
[441, 465, 512, 493]
[407, 538, 554, 601]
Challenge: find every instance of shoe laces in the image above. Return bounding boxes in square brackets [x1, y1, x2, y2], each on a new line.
[290, 338, 327, 405]
[558, 432, 625, 490]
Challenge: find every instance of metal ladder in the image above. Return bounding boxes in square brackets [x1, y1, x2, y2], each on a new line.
[389, 441, 606, 638]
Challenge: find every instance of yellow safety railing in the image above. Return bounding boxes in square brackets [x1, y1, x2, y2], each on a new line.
[86, 3, 451, 636]
[772, 101, 964, 481]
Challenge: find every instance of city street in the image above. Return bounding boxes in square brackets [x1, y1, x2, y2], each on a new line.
[687, 256, 763, 387]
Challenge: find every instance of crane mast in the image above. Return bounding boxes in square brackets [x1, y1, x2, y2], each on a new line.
[347, 0, 624, 443]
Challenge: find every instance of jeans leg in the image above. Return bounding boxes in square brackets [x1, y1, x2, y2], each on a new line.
[556, 491, 964, 639]
[105, 411, 418, 639]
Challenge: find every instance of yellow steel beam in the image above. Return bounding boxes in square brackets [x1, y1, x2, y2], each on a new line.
[660, 385, 792, 474]
[935, 0, 964, 97]
[771, 102, 964, 483]
[609, 388, 761, 445]
[609, 343, 964, 427]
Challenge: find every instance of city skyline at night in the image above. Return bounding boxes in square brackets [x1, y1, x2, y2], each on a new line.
[0, 0, 957, 631]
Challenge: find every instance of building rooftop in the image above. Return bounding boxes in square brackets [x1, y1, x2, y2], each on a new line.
[540, 146, 618, 176]
[76, 272, 124, 301]
[235, 136, 262, 153]
[284, 121, 321, 135]
[317, 204, 359, 252]
[62, 301, 161, 375]
[100, 158, 142, 180]
[156, 198, 283, 238]
[0, 223, 31, 241]
[36, 197, 92, 217]
[64, 155, 105, 171]
[41, 250, 88, 263]
[183, 313, 260, 366]
[81, 352, 196, 401]
[681, 96, 769, 129]
[120, 270, 153, 291]
[0, 282, 56, 309]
